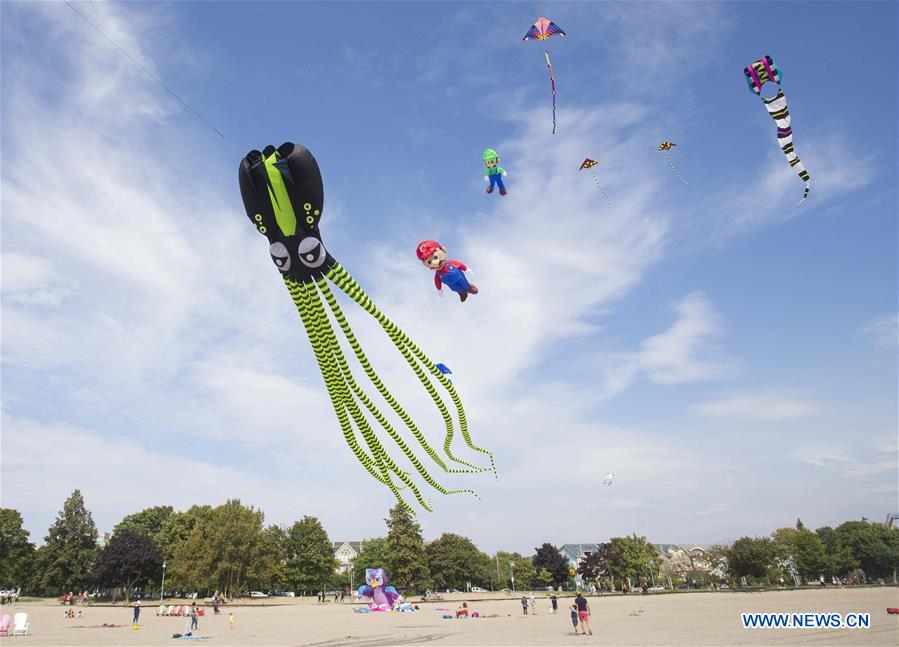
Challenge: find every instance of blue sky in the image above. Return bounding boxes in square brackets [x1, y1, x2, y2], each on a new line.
[1, 1, 896, 553]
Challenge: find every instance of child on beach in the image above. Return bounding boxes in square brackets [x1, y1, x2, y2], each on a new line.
[228, 612, 235, 630]
[571, 604, 580, 634]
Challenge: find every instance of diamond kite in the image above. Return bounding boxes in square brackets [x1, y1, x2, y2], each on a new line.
[523, 16, 566, 134]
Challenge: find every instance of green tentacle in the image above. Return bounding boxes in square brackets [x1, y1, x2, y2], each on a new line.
[314, 278, 481, 499]
[285, 278, 385, 485]
[300, 280, 432, 511]
[327, 263, 496, 475]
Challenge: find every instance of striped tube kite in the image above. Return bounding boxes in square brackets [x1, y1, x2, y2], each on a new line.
[743, 55, 811, 205]
[238, 143, 495, 511]
[658, 141, 689, 186]
[579, 158, 611, 204]
[523, 16, 566, 134]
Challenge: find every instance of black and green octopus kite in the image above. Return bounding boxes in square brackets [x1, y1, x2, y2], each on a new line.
[238, 143, 495, 511]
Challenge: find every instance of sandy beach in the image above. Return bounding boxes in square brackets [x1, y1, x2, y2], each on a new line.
[3, 588, 897, 646]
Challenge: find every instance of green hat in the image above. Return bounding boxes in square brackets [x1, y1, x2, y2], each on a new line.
[482, 148, 499, 162]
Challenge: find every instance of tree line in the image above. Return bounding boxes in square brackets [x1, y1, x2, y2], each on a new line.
[1, 492, 896, 600]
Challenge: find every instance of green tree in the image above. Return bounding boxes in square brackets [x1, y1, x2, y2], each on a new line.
[169, 500, 281, 596]
[532, 543, 568, 585]
[92, 530, 162, 601]
[772, 527, 831, 582]
[283, 516, 338, 594]
[610, 535, 657, 586]
[726, 537, 774, 582]
[537, 568, 553, 587]
[425, 533, 490, 591]
[31, 490, 98, 594]
[384, 504, 430, 594]
[156, 505, 214, 563]
[113, 506, 173, 547]
[0, 508, 35, 589]
[832, 520, 899, 581]
[493, 552, 535, 590]
[352, 538, 388, 587]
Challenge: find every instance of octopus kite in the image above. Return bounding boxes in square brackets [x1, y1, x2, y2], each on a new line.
[658, 142, 689, 186]
[238, 143, 495, 511]
[743, 55, 811, 205]
[523, 16, 566, 134]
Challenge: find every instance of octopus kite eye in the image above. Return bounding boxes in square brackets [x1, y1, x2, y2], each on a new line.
[297, 236, 327, 268]
[269, 242, 291, 272]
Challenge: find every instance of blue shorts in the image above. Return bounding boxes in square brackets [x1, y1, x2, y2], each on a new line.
[440, 267, 470, 294]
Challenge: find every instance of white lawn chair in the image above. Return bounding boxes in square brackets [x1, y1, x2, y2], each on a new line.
[12, 612, 29, 636]
[167, 604, 175, 616]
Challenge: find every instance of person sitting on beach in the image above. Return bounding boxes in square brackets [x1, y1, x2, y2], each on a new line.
[456, 601, 469, 618]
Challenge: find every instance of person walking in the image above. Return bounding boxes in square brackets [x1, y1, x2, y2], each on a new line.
[520, 595, 528, 615]
[528, 591, 537, 615]
[132, 599, 142, 625]
[570, 603, 581, 635]
[190, 602, 199, 630]
[550, 593, 558, 614]
[574, 591, 593, 635]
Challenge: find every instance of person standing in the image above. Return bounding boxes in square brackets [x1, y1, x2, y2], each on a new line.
[132, 599, 142, 625]
[574, 592, 593, 635]
[520, 595, 528, 615]
[550, 593, 558, 614]
[528, 591, 537, 614]
[190, 602, 199, 630]
[570, 603, 581, 635]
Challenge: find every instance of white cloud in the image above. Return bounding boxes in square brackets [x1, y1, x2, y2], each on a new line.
[599, 292, 730, 398]
[690, 394, 820, 421]
[697, 503, 731, 516]
[864, 313, 898, 349]
[794, 444, 897, 480]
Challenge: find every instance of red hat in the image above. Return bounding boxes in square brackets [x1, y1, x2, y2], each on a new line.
[416, 240, 441, 261]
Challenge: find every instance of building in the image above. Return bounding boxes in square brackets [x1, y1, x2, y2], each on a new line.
[886, 513, 899, 528]
[560, 544, 599, 587]
[332, 541, 364, 574]
[95, 531, 112, 548]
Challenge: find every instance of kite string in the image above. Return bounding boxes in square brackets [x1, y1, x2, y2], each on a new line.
[63, 0, 236, 147]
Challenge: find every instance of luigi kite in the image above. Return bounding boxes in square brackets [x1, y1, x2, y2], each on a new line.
[482, 148, 508, 196]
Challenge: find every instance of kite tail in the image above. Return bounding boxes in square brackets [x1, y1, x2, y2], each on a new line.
[665, 151, 690, 186]
[590, 171, 612, 204]
[326, 263, 496, 478]
[545, 50, 557, 135]
[763, 89, 811, 206]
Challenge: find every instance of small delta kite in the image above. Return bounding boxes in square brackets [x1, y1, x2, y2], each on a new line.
[523, 16, 566, 134]
[743, 55, 811, 205]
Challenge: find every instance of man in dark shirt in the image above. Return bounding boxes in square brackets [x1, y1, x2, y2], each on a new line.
[520, 595, 528, 615]
[574, 592, 593, 635]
